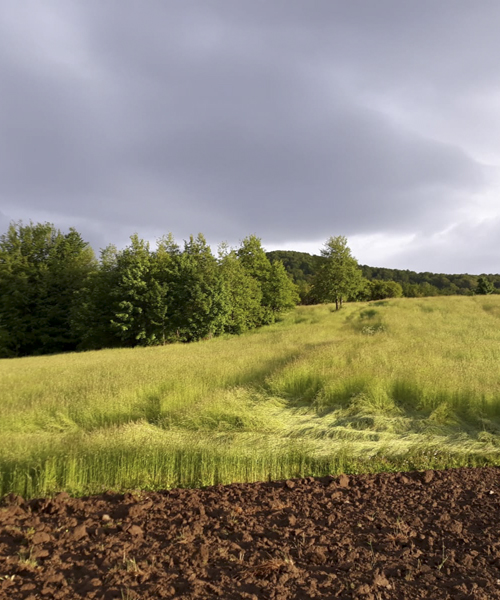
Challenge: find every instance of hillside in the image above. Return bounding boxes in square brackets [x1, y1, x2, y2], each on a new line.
[1, 296, 500, 499]
[267, 250, 500, 297]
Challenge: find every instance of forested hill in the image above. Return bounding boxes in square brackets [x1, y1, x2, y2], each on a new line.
[266, 250, 500, 297]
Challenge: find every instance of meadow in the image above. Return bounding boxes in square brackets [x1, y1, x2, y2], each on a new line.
[1, 295, 500, 498]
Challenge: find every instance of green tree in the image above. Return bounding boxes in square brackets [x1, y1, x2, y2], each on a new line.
[356, 278, 373, 301]
[218, 244, 263, 334]
[418, 282, 440, 297]
[108, 235, 158, 346]
[476, 276, 494, 295]
[401, 282, 422, 298]
[169, 234, 229, 341]
[368, 279, 403, 301]
[0, 222, 96, 357]
[73, 244, 122, 350]
[78, 234, 175, 349]
[237, 235, 275, 324]
[237, 235, 299, 321]
[238, 235, 272, 281]
[266, 250, 321, 284]
[267, 259, 300, 314]
[312, 236, 363, 310]
[150, 234, 181, 344]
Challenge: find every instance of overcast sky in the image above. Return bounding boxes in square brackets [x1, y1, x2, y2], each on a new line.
[1, 1, 500, 274]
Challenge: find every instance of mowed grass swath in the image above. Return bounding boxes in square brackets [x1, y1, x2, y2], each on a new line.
[1, 295, 500, 498]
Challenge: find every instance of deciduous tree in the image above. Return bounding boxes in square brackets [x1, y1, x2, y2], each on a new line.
[312, 236, 363, 310]
[0, 222, 95, 357]
[169, 234, 229, 341]
[476, 276, 494, 295]
[218, 244, 263, 334]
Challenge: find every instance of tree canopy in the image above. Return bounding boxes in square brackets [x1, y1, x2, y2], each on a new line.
[268, 250, 499, 300]
[476, 276, 494, 295]
[1, 221, 498, 358]
[0, 223, 300, 357]
[311, 236, 364, 309]
[0, 222, 96, 357]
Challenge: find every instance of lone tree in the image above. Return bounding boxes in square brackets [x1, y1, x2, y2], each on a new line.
[312, 236, 363, 310]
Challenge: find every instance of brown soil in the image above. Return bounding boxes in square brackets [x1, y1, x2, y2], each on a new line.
[1, 467, 500, 600]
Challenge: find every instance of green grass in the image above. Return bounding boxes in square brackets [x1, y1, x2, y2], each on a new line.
[1, 296, 500, 498]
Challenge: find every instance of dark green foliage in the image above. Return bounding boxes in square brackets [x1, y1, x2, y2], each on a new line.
[359, 279, 403, 301]
[268, 260, 300, 314]
[360, 266, 494, 296]
[73, 244, 122, 350]
[476, 276, 495, 295]
[108, 234, 166, 346]
[150, 234, 180, 344]
[77, 233, 300, 350]
[238, 235, 299, 324]
[219, 245, 263, 334]
[267, 250, 323, 304]
[0, 222, 96, 357]
[401, 282, 440, 298]
[2, 220, 499, 358]
[266, 250, 321, 282]
[81, 233, 231, 347]
[75, 237, 170, 350]
[237, 235, 274, 325]
[238, 235, 273, 282]
[268, 250, 500, 300]
[169, 234, 229, 342]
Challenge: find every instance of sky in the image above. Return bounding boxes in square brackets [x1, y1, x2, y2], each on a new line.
[1, 1, 500, 274]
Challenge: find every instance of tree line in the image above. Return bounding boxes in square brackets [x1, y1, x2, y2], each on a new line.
[267, 250, 500, 303]
[1, 223, 497, 358]
[0, 223, 298, 358]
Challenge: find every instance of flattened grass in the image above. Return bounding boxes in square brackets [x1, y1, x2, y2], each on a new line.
[1, 296, 500, 497]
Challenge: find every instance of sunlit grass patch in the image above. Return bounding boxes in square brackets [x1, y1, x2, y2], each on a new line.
[1, 296, 500, 497]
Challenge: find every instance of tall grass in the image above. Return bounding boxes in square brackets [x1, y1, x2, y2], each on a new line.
[1, 297, 500, 497]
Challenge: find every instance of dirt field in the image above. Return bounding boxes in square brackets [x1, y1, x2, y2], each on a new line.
[1, 467, 499, 599]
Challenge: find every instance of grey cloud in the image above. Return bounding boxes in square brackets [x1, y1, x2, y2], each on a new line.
[382, 217, 500, 274]
[0, 210, 11, 236]
[0, 0, 499, 270]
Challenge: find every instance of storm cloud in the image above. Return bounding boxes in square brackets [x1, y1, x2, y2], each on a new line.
[1, 0, 499, 272]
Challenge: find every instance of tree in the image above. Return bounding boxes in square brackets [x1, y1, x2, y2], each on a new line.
[237, 235, 274, 324]
[418, 282, 440, 297]
[401, 283, 422, 298]
[218, 244, 263, 334]
[356, 278, 374, 301]
[476, 276, 494, 295]
[0, 222, 96, 357]
[266, 250, 320, 284]
[151, 234, 181, 344]
[237, 235, 300, 322]
[73, 244, 122, 350]
[169, 234, 229, 342]
[367, 279, 403, 301]
[312, 236, 363, 310]
[267, 260, 300, 314]
[106, 235, 157, 346]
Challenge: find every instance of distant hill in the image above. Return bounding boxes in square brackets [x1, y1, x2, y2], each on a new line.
[266, 250, 500, 298]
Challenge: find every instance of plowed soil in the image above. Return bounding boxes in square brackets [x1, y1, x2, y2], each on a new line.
[1, 467, 500, 600]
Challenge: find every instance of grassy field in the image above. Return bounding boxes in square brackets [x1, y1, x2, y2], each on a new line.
[1, 295, 500, 498]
